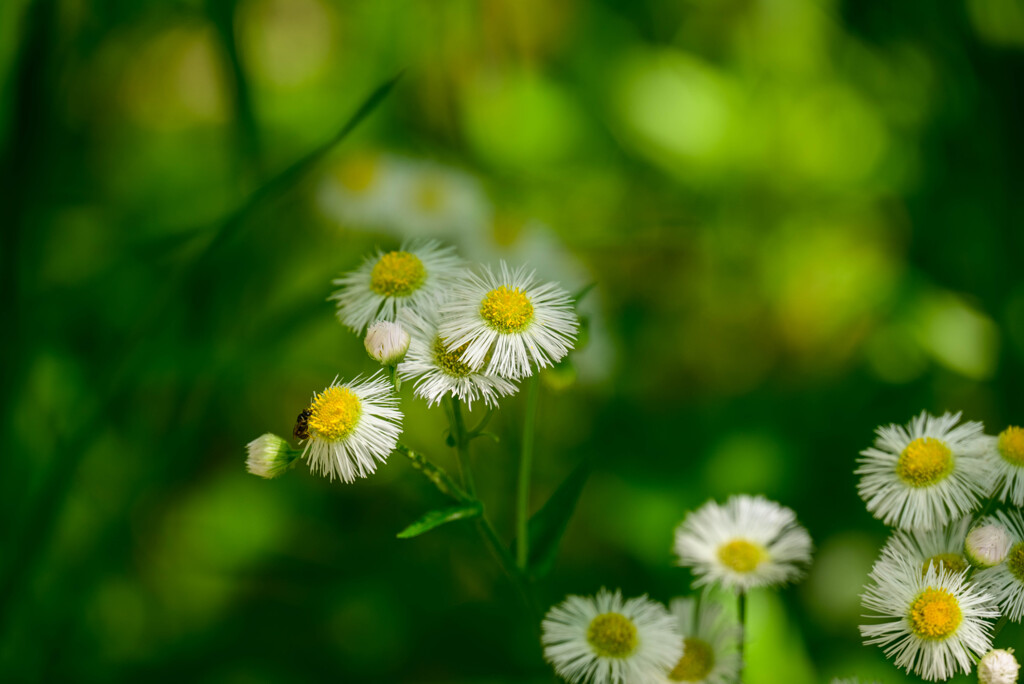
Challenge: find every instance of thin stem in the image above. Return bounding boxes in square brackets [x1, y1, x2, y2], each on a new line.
[992, 613, 1009, 640]
[738, 591, 747, 683]
[450, 397, 477, 497]
[516, 374, 540, 570]
[467, 407, 496, 439]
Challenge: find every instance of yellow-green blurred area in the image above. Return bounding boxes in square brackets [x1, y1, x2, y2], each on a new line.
[2, 0, 1023, 681]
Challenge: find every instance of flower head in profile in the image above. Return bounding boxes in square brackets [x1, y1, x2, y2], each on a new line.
[658, 597, 741, 684]
[331, 240, 463, 334]
[860, 556, 997, 681]
[673, 495, 813, 593]
[397, 309, 518, 409]
[542, 588, 680, 684]
[978, 648, 1020, 684]
[438, 261, 578, 380]
[245, 433, 299, 479]
[974, 509, 1024, 622]
[856, 411, 992, 531]
[301, 373, 402, 483]
[985, 425, 1024, 506]
[966, 519, 1012, 569]
[876, 517, 973, 577]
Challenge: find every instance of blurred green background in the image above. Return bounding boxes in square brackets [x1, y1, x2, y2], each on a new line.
[2, 0, 1023, 681]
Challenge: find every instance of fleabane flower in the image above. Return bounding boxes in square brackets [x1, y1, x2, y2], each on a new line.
[438, 261, 578, 380]
[978, 648, 1020, 684]
[876, 517, 973, 576]
[542, 588, 681, 684]
[397, 309, 518, 409]
[966, 519, 1012, 569]
[245, 433, 299, 479]
[301, 374, 402, 483]
[364, 320, 410, 366]
[985, 425, 1024, 506]
[316, 151, 403, 229]
[657, 597, 741, 684]
[389, 159, 491, 238]
[673, 495, 813, 593]
[856, 411, 992, 531]
[331, 240, 463, 334]
[860, 556, 997, 681]
[974, 509, 1024, 622]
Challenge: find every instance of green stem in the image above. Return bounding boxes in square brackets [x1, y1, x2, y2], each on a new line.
[450, 397, 476, 497]
[992, 613, 1009, 640]
[467, 407, 496, 439]
[738, 591, 747, 683]
[397, 444, 470, 503]
[516, 374, 540, 570]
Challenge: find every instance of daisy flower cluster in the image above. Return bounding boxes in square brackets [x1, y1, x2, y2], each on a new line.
[541, 494, 811, 684]
[854, 411, 1024, 682]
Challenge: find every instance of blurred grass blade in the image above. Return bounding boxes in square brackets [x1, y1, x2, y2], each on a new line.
[511, 458, 590, 578]
[571, 283, 596, 307]
[397, 503, 482, 539]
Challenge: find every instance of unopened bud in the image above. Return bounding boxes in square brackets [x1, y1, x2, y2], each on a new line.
[979, 649, 1020, 684]
[965, 523, 1012, 569]
[245, 433, 299, 479]
[364, 321, 410, 366]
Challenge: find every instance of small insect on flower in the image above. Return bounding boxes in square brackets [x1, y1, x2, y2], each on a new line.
[876, 517, 973, 577]
[293, 408, 312, 441]
[245, 433, 300, 479]
[657, 597, 741, 684]
[364, 320, 411, 366]
[542, 588, 681, 684]
[673, 495, 813, 593]
[978, 648, 1020, 684]
[438, 261, 579, 380]
[985, 425, 1024, 507]
[856, 411, 992, 531]
[301, 373, 402, 484]
[860, 556, 997, 681]
[974, 509, 1024, 622]
[397, 309, 518, 409]
[965, 520, 1013, 569]
[331, 240, 464, 334]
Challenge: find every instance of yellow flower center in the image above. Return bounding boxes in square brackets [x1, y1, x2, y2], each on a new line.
[998, 426, 1024, 467]
[1008, 542, 1024, 581]
[668, 637, 715, 682]
[922, 553, 969, 575]
[909, 588, 962, 640]
[433, 336, 474, 378]
[414, 177, 445, 212]
[334, 154, 378, 193]
[896, 437, 953, 487]
[480, 286, 534, 334]
[370, 251, 426, 297]
[586, 613, 637, 658]
[717, 539, 767, 574]
[307, 386, 361, 441]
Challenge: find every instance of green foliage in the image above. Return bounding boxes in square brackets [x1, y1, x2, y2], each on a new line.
[396, 502, 482, 539]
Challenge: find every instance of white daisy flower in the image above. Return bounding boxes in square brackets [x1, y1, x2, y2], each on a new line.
[542, 588, 681, 684]
[856, 411, 992, 531]
[978, 648, 1020, 684]
[965, 519, 1012, 569]
[316, 151, 404, 230]
[657, 597, 741, 684]
[397, 309, 518, 409]
[301, 373, 402, 483]
[876, 517, 973, 576]
[673, 495, 813, 593]
[331, 240, 464, 334]
[438, 261, 579, 380]
[985, 425, 1024, 506]
[388, 159, 491, 239]
[974, 509, 1024, 622]
[860, 556, 997, 681]
[245, 433, 299, 479]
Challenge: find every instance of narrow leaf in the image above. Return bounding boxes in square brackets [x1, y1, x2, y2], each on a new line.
[397, 502, 482, 539]
[511, 458, 590, 578]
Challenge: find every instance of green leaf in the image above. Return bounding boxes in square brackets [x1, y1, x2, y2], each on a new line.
[396, 502, 482, 539]
[512, 458, 590, 578]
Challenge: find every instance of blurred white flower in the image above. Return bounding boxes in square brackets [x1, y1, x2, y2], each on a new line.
[657, 597, 741, 684]
[974, 509, 1024, 622]
[978, 648, 1020, 684]
[985, 425, 1024, 506]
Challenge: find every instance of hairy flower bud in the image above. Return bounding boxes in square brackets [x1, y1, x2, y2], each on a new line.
[979, 649, 1020, 684]
[966, 523, 1012, 569]
[246, 433, 299, 479]
[364, 321, 411, 366]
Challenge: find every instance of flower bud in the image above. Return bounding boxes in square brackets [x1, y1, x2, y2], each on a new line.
[965, 522, 1012, 568]
[364, 321, 411, 366]
[246, 433, 299, 479]
[979, 648, 1020, 684]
